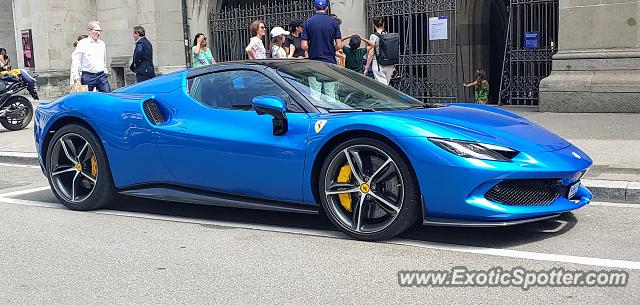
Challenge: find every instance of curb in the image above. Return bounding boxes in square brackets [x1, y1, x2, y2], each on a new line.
[0, 151, 638, 204]
[582, 179, 640, 204]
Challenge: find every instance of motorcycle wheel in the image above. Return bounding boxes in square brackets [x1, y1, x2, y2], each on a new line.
[0, 96, 33, 131]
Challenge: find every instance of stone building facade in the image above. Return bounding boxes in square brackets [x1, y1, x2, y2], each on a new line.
[2, 0, 210, 98]
[540, 0, 640, 112]
[1, 0, 638, 112]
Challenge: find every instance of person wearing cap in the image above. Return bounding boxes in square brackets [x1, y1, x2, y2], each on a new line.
[301, 0, 342, 64]
[246, 20, 267, 59]
[285, 19, 306, 59]
[269, 27, 290, 59]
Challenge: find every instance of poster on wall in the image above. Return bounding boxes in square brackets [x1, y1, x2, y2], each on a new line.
[21, 29, 34, 68]
[428, 16, 448, 41]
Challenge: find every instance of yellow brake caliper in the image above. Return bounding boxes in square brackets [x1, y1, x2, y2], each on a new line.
[90, 154, 98, 177]
[337, 164, 353, 212]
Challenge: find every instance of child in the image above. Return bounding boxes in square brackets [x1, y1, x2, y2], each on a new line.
[464, 69, 489, 104]
[341, 35, 374, 73]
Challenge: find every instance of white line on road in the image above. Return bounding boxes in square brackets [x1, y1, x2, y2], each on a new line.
[0, 162, 41, 169]
[0, 186, 50, 197]
[1, 191, 640, 270]
[390, 240, 640, 270]
[589, 201, 640, 209]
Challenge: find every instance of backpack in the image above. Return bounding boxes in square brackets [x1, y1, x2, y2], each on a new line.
[374, 32, 400, 66]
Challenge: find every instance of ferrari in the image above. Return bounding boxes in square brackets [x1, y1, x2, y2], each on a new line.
[34, 60, 592, 240]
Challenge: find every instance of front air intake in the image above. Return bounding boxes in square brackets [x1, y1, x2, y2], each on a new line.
[143, 100, 165, 125]
[484, 179, 566, 206]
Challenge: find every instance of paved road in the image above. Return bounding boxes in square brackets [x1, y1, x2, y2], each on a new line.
[0, 163, 638, 304]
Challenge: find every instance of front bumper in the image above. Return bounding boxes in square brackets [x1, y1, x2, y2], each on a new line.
[398, 137, 593, 223]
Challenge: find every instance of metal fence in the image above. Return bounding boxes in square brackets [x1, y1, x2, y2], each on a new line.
[499, 0, 559, 106]
[366, 0, 458, 103]
[209, 0, 557, 106]
[209, 0, 316, 62]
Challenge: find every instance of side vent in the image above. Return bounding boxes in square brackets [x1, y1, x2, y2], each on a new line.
[143, 100, 165, 125]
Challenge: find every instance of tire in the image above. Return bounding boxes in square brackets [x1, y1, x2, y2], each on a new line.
[318, 137, 420, 241]
[0, 96, 33, 131]
[46, 124, 117, 210]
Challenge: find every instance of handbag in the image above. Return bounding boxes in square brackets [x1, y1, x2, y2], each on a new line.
[70, 84, 88, 93]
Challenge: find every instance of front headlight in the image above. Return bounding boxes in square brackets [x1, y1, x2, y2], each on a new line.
[428, 138, 519, 161]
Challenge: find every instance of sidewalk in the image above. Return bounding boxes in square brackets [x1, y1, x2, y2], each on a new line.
[0, 102, 638, 203]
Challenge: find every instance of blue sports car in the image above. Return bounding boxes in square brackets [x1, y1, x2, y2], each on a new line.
[34, 60, 592, 240]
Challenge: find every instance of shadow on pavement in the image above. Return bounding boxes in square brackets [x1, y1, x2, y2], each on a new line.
[13, 189, 578, 248]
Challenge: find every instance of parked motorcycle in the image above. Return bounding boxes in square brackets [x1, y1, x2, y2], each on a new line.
[0, 69, 38, 131]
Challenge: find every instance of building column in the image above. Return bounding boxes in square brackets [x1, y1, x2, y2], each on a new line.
[330, 0, 368, 38]
[539, 1, 640, 112]
[1, 1, 18, 69]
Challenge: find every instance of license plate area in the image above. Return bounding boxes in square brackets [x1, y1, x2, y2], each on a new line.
[567, 180, 581, 199]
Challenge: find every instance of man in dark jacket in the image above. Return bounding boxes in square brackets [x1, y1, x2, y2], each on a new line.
[129, 26, 156, 82]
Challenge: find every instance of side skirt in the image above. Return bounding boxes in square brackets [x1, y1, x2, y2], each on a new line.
[118, 184, 319, 215]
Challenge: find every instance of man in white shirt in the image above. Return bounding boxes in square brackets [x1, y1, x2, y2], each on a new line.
[71, 21, 111, 92]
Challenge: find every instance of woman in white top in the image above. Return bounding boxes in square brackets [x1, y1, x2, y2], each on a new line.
[269, 27, 290, 59]
[245, 20, 267, 59]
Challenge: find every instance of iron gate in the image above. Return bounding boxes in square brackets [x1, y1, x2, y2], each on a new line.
[209, 0, 316, 62]
[499, 0, 558, 106]
[366, 0, 458, 103]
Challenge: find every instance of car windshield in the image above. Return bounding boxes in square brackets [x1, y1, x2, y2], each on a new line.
[277, 62, 424, 112]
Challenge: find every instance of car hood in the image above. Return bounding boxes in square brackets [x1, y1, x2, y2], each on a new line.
[387, 105, 571, 152]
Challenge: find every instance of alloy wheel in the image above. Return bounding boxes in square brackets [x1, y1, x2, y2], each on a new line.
[49, 133, 99, 203]
[323, 144, 404, 234]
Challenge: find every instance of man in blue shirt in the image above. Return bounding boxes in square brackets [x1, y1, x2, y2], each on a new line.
[301, 0, 342, 101]
[301, 0, 342, 64]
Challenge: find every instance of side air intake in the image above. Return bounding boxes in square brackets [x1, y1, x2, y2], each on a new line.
[143, 100, 165, 125]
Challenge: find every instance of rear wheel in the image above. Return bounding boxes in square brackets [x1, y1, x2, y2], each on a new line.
[46, 124, 117, 210]
[0, 96, 33, 131]
[319, 138, 421, 241]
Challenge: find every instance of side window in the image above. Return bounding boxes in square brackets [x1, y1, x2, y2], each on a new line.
[188, 70, 302, 112]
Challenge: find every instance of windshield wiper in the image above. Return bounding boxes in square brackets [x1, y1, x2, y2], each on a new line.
[404, 103, 444, 110]
[326, 108, 376, 113]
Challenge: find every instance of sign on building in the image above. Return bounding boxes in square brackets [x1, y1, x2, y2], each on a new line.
[428, 16, 448, 41]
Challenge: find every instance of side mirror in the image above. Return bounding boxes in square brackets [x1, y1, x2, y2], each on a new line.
[252, 96, 288, 136]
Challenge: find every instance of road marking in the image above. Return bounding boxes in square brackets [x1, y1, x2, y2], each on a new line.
[589, 201, 640, 209]
[390, 240, 640, 270]
[0, 162, 41, 169]
[1, 194, 640, 270]
[1, 187, 640, 270]
[0, 185, 50, 197]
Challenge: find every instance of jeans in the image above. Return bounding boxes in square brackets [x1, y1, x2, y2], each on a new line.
[81, 71, 111, 92]
[308, 76, 337, 102]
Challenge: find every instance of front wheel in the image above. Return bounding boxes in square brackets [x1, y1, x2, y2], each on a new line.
[0, 96, 33, 131]
[46, 124, 117, 210]
[319, 138, 421, 241]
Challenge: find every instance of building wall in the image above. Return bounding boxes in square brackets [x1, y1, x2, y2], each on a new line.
[331, 0, 368, 38]
[0, 0, 18, 69]
[539, 0, 640, 112]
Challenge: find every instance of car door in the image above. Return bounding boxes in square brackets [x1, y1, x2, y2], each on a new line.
[155, 68, 311, 203]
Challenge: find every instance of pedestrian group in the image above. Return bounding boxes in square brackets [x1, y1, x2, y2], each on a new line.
[1, 0, 485, 102]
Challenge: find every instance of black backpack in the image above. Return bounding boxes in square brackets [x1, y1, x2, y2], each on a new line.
[374, 32, 400, 66]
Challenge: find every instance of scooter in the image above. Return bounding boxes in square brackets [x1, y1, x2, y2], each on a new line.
[0, 69, 38, 131]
